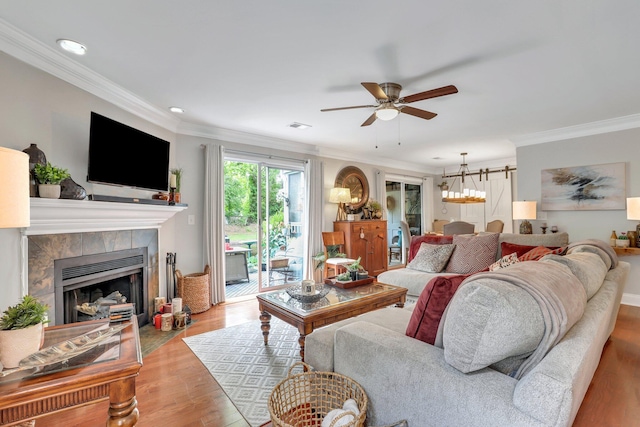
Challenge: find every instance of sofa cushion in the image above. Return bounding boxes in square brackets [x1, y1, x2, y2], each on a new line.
[445, 232, 499, 274]
[407, 243, 455, 273]
[409, 235, 453, 262]
[500, 241, 563, 258]
[405, 274, 469, 344]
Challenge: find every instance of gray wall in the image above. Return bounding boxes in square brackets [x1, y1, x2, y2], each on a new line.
[516, 128, 640, 301]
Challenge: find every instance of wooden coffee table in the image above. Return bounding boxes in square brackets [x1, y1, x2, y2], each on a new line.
[256, 282, 406, 360]
[0, 318, 142, 427]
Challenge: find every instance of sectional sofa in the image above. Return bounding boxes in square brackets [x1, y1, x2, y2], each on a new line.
[305, 234, 629, 426]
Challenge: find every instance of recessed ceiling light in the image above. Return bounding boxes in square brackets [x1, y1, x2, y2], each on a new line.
[56, 39, 87, 55]
[288, 122, 311, 129]
[169, 106, 185, 114]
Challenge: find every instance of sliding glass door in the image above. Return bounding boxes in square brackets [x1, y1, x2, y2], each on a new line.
[224, 158, 305, 296]
[385, 179, 424, 266]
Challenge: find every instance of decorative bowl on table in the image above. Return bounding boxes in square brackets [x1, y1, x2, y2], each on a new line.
[285, 283, 330, 303]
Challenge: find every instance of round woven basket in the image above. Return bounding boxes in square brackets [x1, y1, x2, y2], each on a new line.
[175, 265, 211, 314]
[268, 362, 368, 427]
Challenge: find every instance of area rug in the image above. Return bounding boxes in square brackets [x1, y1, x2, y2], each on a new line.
[139, 320, 196, 358]
[183, 318, 301, 427]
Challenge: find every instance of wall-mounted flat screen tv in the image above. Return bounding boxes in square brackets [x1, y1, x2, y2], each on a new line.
[88, 112, 170, 192]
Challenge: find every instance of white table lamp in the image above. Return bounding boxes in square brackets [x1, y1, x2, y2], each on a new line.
[513, 201, 536, 234]
[0, 147, 31, 228]
[329, 187, 351, 221]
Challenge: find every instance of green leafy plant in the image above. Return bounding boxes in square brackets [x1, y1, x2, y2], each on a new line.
[347, 257, 362, 272]
[33, 162, 70, 185]
[170, 167, 183, 192]
[618, 232, 628, 240]
[0, 295, 49, 330]
[313, 246, 346, 271]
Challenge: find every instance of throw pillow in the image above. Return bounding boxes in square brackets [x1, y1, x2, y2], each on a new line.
[489, 252, 519, 271]
[501, 242, 562, 259]
[407, 243, 456, 273]
[408, 235, 453, 262]
[406, 274, 470, 345]
[445, 233, 500, 274]
[519, 245, 566, 261]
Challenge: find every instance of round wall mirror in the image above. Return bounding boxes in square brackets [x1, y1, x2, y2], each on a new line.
[334, 166, 369, 210]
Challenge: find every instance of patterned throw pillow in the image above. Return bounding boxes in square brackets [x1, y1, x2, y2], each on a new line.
[489, 252, 519, 271]
[407, 243, 456, 273]
[408, 235, 454, 262]
[445, 233, 500, 274]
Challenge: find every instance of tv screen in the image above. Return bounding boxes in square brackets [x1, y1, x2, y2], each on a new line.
[88, 112, 170, 192]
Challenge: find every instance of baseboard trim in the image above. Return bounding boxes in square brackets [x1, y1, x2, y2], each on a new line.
[621, 293, 640, 307]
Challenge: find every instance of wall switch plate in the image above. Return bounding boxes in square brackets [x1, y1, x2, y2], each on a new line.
[188, 215, 195, 225]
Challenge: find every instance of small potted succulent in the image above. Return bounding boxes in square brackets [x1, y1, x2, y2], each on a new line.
[33, 162, 70, 199]
[346, 257, 363, 280]
[616, 232, 630, 248]
[0, 295, 49, 368]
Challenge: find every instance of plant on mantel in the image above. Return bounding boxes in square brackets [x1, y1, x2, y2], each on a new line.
[33, 162, 70, 199]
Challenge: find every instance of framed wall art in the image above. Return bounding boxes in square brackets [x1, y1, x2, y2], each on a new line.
[541, 162, 626, 211]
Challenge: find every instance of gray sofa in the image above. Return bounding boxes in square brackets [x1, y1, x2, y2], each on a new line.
[377, 232, 570, 298]
[305, 240, 629, 426]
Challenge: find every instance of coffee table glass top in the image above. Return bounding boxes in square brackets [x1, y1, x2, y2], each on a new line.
[258, 282, 400, 315]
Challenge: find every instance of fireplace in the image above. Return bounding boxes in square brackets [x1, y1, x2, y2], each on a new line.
[54, 248, 149, 326]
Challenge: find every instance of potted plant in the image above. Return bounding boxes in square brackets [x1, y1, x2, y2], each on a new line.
[616, 232, 630, 248]
[0, 295, 49, 368]
[170, 167, 183, 203]
[33, 162, 70, 199]
[346, 257, 362, 280]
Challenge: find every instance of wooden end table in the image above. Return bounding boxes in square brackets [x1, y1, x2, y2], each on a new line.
[257, 282, 406, 360]
[0, 317, 142, 427]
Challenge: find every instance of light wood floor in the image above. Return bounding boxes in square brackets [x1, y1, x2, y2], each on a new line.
[37, 299, 640, 427]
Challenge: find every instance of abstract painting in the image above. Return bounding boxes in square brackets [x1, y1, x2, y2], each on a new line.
[541, 162, 626, 211]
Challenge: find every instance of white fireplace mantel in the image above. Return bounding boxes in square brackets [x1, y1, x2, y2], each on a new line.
[24, 198, 187, 235]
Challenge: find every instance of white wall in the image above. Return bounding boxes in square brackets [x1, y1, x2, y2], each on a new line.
[516, 128, 640, 303]
[0, 52, 178, 308]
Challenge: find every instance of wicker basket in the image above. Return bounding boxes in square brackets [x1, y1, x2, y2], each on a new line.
[175, 265, 211, 314]
[268, 362, 368, 427]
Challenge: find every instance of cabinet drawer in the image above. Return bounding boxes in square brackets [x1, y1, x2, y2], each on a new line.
[350, 222, 382, 233]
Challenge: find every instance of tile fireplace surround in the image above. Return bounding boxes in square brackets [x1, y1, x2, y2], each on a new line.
[23, 199, 186, 325]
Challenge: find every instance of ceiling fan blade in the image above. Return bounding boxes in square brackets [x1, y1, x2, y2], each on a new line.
[361, 82, 388, 100]
[400, 106, 437, 120]
[400, 85, 458, 104]
[361, 112, 377, 127]
[321, 104, 376, 112]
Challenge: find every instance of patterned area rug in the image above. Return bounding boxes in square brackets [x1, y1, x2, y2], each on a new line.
[183, 318, 301, 427]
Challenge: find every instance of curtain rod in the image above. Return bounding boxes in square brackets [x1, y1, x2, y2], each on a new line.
[200, 145, 308, 164]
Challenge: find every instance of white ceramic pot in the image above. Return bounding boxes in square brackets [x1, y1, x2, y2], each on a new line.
[616, 239, 630, 248]
[0, 322, 44, 368]
[38, 184, 61, 199]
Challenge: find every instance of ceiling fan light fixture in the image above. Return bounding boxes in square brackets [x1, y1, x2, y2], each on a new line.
[375, 105, 399, 121]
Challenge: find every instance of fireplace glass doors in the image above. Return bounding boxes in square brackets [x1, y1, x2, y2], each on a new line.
[54, 248, 148, 326]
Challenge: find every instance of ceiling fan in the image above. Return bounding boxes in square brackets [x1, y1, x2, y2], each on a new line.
[321, 82, 458, 127]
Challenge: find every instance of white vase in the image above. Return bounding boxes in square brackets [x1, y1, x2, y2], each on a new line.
[0, 322, 44, 368]
[38, 184, 61, 199]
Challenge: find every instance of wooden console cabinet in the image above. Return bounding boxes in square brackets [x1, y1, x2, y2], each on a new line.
[334, 220, 388, 276]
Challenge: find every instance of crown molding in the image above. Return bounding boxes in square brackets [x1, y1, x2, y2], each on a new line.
[0, 18, 180, 132]
[511, 114, 640, 147]
[177, 121, 321, 156]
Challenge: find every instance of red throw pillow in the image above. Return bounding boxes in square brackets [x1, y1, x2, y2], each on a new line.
[406, 274, 470, 345]
[409, 235, 454, 262]
[501, 242, 562, 258]
[518, 245, 566, 261]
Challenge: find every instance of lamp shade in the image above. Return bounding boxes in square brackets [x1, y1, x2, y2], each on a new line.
[512, 201, 537, 220]
[329, 187, 351, 204]
[0, 147, 30, 228]
[627, 197, 640, 220]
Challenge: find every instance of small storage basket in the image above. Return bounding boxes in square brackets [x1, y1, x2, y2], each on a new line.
[268, 362, 368, 427]
[175, 265, 211, 314]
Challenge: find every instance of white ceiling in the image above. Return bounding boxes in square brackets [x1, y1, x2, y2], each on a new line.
[1, 0, 640, 172]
